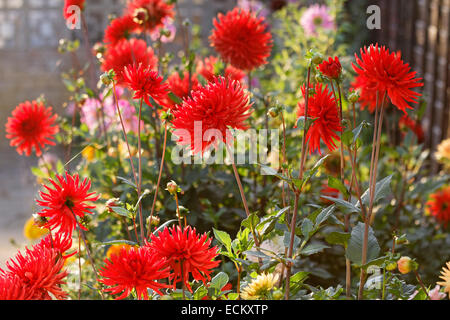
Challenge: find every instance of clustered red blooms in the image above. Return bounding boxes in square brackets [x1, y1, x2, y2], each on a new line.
[399, 114, 425, 143]
[318, 56, 342, 79]
[98, 226, 220, 299]
[296, 83, 342, 154]
[36, 172, 100, 238]
[99, 246, 171, 300]
[426, 186, 450, 227]
[196, 56, 246, 83]
[210, 8, 273, 71]
[103, 15, 140, 45]
[63, 0, 85, 19]
[352, 43, 423, 114]
[172, 76, 253, 154]
[126, 0, 175, 32]
[147, 226, 220, 292]
[101, 38, 158, 85]
[122, 62, 169, 107]
[5, 101, 59, 157]
[0, 240, 68, 300]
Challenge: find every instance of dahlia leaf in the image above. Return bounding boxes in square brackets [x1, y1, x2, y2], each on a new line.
[325, 232, 351, 246]
[210, 272, 229, 291]
[327, 176, 349, 197]
[346, 222, 380, 267]
[314, 205, 336, 227]
[152, 219, 178, 236]
[360, 174, 393, 207]
[109, 206, 133, 219]
[213, 228, 232, 252]
[320, 196, 360, 214]
[300, 243, 330, 256]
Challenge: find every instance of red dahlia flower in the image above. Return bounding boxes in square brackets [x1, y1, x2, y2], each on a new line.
[172, 76, 253, 154]
[399, 114, 425, 143]
[36, 172, 100, 237]
[99, 245, 170, 300]
[63, 0, 85, 19]
[126, 0, 175, 32]
[36, 233, 76, 259]
[196, 56, 246, 83]
[1, 244, 68, 300]
[103, 15, 139, 45]
[426, 186, 450, 227]
[0, 274, 32, 300]
[5, 101, 59, 157]
[318, 56, 342, 80]
[209, 8, 273, 71]
[352, 44, 423, 113]
[148, 226, 220, 292]
[163, 71, 200, 110]
[296, 83, 342, 154]
[122, 62, 169, 107]
[101, 38, 158, 85]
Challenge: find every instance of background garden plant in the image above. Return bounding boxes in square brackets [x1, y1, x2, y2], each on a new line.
[0, 0, 449, 301]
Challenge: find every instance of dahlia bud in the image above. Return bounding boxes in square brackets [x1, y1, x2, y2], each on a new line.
[386, 262, 397, 271]
[397, 256, 418, 274]
[166, 180, 179, 195]
[106, 198, 122, 213]
[272, 290, 283, 300]
[311, 52, 324, 65]
[267, 107, 279, 118]
[315, 73, 326, 83]
[146, 215, 160, 229]
[348, 90, 360, 103]
[100, 73, 112, 86]
[32, 214, 48, 228]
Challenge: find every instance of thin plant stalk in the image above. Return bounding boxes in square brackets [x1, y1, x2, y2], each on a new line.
[148, 121, 169, 238]
[284, 66, 312, 299]
[112, 82, 139, 241]
[137, 98, 145, 243]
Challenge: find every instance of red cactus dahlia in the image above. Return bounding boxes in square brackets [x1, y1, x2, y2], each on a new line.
[125, 0, 175, 32]
[352, 44, 423, 114]
[296, 83, 342, 154]
[36, 172, 100, 237]
[5, 101, 59, 157]
[1, 244, 68, 300]
[101, 38, 158, 85]
[172, 76, 253, 154]
[37, 233, 76, 259]
[0, 274, 32, 300]
[317, 56, 342, 80]
[99, 245, 170, 300]
[209, 8, 273, 71]
[122, 62, 169, 107]
[426, 186, 450, 227]
[148, 226, 220, 292]
[351, 75, 378, 112]
[103, 15, 139, 45]
[63, 0, 85, 20]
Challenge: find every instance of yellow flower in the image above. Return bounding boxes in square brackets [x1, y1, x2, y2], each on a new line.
[82, 145, 96, 162]
[240, 273, 279, 300]
[437, 261, 450, 298]
[23, 216, 49, 241]
[106, 244, 133, 260]
[436, 138, 450, 163]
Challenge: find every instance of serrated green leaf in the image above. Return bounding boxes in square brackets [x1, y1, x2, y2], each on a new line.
[213, 228, 232, 251]
[346, 222, 380, 266]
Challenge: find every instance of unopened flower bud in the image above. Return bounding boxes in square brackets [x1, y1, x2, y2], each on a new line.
[348, 90, 360, 103]
[106, 198, 121, 213]
[146, 215, 160, 228]
[311, 52, 324, 65]
[272, 290, 283, 300]
[32, 214, 48, 228]
[100, 73, 112, 86]
[267, 107, 279, 118]
[386, 262, 397, 271]
[166, 181, 178, 195]
[397, 256, 418, 274]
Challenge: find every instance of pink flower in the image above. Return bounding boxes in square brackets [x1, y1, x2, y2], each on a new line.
[300, 4, 335, 36]
[237, 0, 270, 18]
[150, 17, 176, 43]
